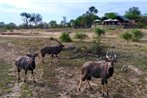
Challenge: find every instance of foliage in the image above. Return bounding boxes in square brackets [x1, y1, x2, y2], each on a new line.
[5, 23, 17, 30]
[124, 7, 141, 20]
[88, 6, 98, 14]
[105, 12, 117, 19]
[60, 32, 72, 42]
[95, 28, 105, 43]
[29, 13, 42, 26]
[136, 16, 147, 28]
[20, 12, 43, 28]
[49, 20, 58, 28]
[122, 32, 132, 45]
[60, 16, 67, 27]
[70, 6, 99, 28]
[131, 29, 143, 41]
[95, 28, 105, 36]
[74, 32, 87, 41]
[122, 30, 143, 44]
[20, 12, 31, 28]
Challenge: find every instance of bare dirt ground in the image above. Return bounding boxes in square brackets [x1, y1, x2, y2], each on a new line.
[0, 29, 147, 98]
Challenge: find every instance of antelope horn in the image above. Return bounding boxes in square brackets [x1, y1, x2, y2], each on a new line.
[106, 51, 109, 59]
[27, 52, 31, 54]
[114, 54, 116, 58]
[28, 48, 31, 54]
[55, 39, 64, 46]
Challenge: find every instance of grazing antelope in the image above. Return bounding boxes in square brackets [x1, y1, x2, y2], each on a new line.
[15, 51, 38, 83]
[40, 38, 64, 63]
[78, 51, 117, 96]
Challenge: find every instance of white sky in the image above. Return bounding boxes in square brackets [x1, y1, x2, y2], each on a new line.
[0, 0, 147, 25]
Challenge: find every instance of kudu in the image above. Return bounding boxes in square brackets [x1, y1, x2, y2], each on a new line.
[15, 50, 38, 83]
[78, 51, 117, 96]
[40, 38, 64, 63]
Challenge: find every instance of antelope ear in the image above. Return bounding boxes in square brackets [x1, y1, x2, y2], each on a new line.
[105, 57, 110, 62]
[27, 52, 32, 57]
[34, 52, 38, 57]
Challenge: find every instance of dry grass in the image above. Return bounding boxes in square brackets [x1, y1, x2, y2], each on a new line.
[0, 28, 146, 98]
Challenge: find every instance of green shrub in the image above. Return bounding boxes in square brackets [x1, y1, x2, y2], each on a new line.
[122, 32, 132, 45]
[60, 32, 72, 42]
[74, 32, 87, 41]
[95, 28, 105, 43]
[131, 30, 143, 41]
[95, 28, 105, 36]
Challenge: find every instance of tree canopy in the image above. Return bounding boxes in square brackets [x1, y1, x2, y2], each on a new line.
[104, 12, 117, 19]
[124, 7, 141, 20]
[29, 13, 42, 26]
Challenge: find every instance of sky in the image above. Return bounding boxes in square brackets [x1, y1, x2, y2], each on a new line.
[0, 0, 147, 25]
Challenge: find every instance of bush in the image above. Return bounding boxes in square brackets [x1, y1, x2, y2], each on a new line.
[60, 32, 72, 42]
[95, 28, 105, 36]
[131, 30, 143, 41]
[95, 28, 105, 43]
[74, 32, 87, 41]
[122, 32, 132, 45]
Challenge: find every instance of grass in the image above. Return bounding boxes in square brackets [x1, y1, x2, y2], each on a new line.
[20, 84, 33, 98]
[0, 28, 147, 98]
[0, 61, 15, 96]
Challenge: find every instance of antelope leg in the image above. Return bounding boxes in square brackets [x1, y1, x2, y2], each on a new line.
[32, 71, 36, 83]
[78, 80, 82, 92]
[102, 85, 105, 96]
[87, 80, 93, 90]
[24, 71, 27, 82]
[105, 84, 109, 96]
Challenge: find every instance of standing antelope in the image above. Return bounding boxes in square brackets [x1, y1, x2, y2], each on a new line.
[78, 51, 117, 96]
[15, 51, 38, 83]
[40, 38, 64, 63]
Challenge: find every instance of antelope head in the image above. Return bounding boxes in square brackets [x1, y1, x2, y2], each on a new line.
[106, 51, 117, 63]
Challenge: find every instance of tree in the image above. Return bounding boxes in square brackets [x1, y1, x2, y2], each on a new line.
[105, 12, 117, 19]
[136, 15, 147, 28]
[88, 6, 98, 14]
[49, 20, 58, 28]
[87, 6, 98, 27]
[6, 22, 17, 29]
[0, 22, 5, 27]
[30, 13, 42, 26]
[125, 7, 141, 20]
[69, 19, 75, 28]
[95, 28, 105, 43]
[69, 6, 99, 28]
[20, 12, 31, 28]
[122, 32, 132, 45]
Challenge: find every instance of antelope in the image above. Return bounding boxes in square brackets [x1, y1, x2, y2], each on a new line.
[40, 38, 64, 63]
[78, 51, 117, 96]
[15, 51, 38, 83]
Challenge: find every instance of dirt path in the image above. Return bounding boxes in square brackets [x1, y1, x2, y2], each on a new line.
[0, 35, 51, 38]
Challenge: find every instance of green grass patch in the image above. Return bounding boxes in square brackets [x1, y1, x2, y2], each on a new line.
[0, 61, 15, 96]
[20, 84, 33, 98]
